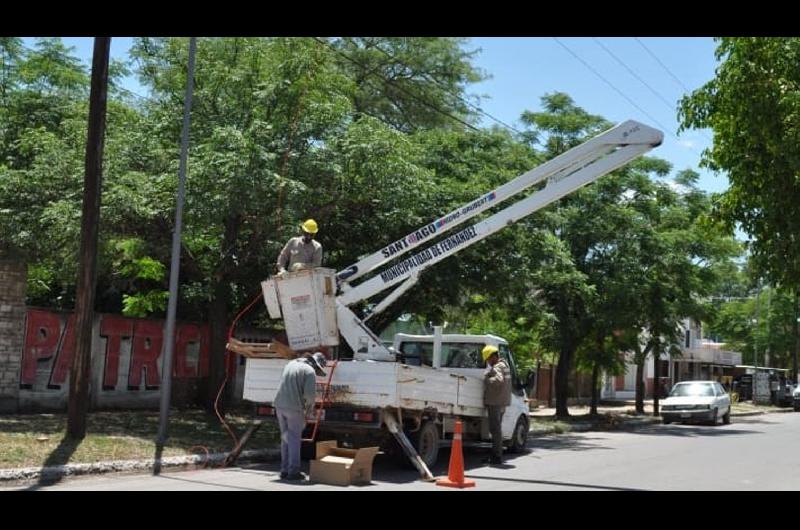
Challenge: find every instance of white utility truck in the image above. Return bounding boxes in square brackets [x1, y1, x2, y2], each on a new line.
[240, 120, 663, 479]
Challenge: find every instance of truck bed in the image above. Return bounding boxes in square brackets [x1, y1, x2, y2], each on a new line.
[243, 358, 486, 417]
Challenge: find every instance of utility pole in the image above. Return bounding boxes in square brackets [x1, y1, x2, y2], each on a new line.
[157, 37, 197, 445]
[752, 282, 761, 404]
[765, 286, 772, 368]
[794, 290, 799, 385]
[67, 37, 111, 439]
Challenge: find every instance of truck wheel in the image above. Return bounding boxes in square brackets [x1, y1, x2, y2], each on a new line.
[410, 421, 440, 468]
[507, 415, 529, 453]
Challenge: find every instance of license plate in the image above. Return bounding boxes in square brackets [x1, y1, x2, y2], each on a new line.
[680, 413, 691, 418]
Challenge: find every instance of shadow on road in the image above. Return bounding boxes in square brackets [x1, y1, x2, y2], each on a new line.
[530, 434, 616, 452]
[153, 472, 266, 491]
[23, 436, 82, 491]
[624, 423, 763, 437]
[462, 473, 646, 491]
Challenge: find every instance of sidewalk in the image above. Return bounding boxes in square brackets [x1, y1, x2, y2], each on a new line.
[530, 399, 794, 418]
[528, 399, 794, 436]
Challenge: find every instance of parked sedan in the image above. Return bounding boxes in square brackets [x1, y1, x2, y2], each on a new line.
[661, 381, 731, 426]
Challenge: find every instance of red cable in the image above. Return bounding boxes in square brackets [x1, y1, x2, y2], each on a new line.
[216, 291, 266, 451]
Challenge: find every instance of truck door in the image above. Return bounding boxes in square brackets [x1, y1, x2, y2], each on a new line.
[498, 343, 527, 438]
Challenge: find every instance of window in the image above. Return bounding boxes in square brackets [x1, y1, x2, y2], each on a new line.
[685, 329, 691, 348]
[398, 342, 484, 368]
[498, 343, 521, 393]
[441, 344, 482, 369]
[398, 342, 433, 366]
[670, 383, 714, 397]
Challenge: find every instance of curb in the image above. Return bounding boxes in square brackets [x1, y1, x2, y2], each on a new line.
[0, 448, 279, 484]
[532, 407, 795, 435]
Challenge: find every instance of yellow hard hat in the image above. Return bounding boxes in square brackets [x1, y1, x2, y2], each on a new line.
[301, 219, 318, 234]
[481, 345, 499, 361]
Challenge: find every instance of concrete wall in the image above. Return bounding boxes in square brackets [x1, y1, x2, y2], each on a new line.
[17, 308, 211, 411]
[0, 258, 26, 412]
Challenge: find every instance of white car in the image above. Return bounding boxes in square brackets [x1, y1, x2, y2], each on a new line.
[661, 381, 731, 426]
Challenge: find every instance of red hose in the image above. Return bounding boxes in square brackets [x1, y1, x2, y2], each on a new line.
[216, 291, 265, 450]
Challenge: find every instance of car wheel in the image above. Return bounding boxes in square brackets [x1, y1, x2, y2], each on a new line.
[709, 408, 718, 426]
[662, 416, 672, 425]
[410, 420, 440, 469]
[722, 408, 731, 425]
[507, 415, 529, 454]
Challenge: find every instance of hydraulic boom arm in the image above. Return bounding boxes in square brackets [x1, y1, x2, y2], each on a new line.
[337, 120, 663, 311]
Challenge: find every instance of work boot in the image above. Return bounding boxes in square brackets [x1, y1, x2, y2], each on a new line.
[279, 471, 288, 479]
[286, 472, 307, 481]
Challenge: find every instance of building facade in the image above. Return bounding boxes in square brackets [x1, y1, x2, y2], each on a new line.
[601, 318, 742, 400]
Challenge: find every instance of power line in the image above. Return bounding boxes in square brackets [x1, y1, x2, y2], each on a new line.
[313, 37, 480, 132]
[633, 37, 692, 93]
[552, 37, 676, 141]
[632, 37, 714, 144]
[592, 38, 677, 115]
[367, 39, 524, 135]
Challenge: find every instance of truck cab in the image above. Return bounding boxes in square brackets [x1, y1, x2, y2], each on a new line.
[393, 332, 531, 455]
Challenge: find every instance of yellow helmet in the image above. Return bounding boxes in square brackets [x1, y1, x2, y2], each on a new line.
[301, 219, 318, 234]
[481, 345, 499, 361]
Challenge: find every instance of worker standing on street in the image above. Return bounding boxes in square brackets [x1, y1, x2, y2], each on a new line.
[276, 219, 323, 274]
[482, 345, 512, 466]
[273, 352, 327, 481]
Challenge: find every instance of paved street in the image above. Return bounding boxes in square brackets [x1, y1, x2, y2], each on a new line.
[5, 413, 800, 491]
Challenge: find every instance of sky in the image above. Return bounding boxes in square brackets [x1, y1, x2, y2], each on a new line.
[23, 36, 725, 194]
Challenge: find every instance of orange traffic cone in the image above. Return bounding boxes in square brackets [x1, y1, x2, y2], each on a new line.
[436, 419, 476, 488]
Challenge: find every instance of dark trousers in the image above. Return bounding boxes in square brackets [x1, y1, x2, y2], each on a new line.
[487, 405, 505, 460]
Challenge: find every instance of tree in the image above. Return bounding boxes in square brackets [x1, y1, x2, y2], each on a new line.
[328, 37, 484, 133]
[679, 38, 800, 292]
[129, 37, 486, 408]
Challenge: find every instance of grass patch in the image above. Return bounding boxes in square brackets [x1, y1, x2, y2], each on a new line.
[532, 411, 659, 435]
[0, 408, 279, 469]
[532, 418, 572, 435]
[731, 402, 787, 414]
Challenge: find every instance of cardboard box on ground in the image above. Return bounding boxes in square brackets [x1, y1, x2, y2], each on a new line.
[309, 441, 379, 486]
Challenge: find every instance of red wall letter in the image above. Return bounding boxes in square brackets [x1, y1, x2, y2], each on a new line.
[20, 310, 61, 386]
[100, 315, 133, 390]
[49, 315, 76, 387]
[128, 320, 162, 389]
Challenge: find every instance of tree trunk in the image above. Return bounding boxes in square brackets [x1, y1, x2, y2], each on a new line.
[204, 214, 240, 413]
[555, 343, 575, 418]
[653, 344, 660, 416]
[635, 357, 645, 414]
[590, 361, 599, 416]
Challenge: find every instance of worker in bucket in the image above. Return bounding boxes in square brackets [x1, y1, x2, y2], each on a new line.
[276, 219, 323, 274]
[273, 351, 327, 481]
[482, 345, 511, 466]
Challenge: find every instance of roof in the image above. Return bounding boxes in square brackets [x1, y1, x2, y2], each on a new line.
[392, 333, 508, 345]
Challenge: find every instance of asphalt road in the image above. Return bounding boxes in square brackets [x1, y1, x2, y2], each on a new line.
[6, 413, 799, 491]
